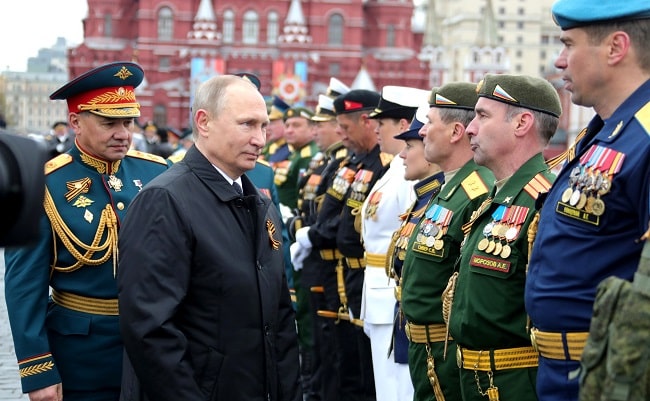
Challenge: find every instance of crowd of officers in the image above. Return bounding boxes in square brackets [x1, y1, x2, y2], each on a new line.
[5, 1, 648, 399]
[261, 68, 561, 401]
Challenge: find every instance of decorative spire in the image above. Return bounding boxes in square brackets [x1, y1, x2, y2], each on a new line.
[188, 0, 221, 41]
[279, 0, 312, 44]
[351, 65, 376, 92]
[422, 0, 441, 47]
[476, 0, 498, 47]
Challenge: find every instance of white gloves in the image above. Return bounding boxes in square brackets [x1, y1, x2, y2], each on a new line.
[295, 226, 312, 249]
[279, 203, 295, 222]
[290, 227, 313, 271]
[290, 242, 309, 271]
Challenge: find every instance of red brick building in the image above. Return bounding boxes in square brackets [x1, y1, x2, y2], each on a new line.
[69, 0, 426, 129]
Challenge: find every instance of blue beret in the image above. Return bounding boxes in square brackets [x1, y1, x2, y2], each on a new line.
[50, 61, 144, 118]
[552, 0, 650, 29]
[394, 103, 428, 141]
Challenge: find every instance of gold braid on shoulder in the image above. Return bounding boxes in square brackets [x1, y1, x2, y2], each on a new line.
[44, 188, 119, 276]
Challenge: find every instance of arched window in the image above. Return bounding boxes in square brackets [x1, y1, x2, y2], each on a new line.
[153, 104, 167, 128]
[158, 7, 174, 41]
[103, 14, 112, 37]
[386, 24, 395, 47]
[267, 11, 279, 45]
[223, 10, 234, 43]
[328, 14, 343, 45]
[242, 10, 259, 45]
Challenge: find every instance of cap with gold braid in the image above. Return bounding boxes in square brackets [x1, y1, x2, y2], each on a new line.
[326, 77, 351, 99]
[50, 61, 144, 118]
[475, 74, 561, 118]
[311, 95, 336, 122]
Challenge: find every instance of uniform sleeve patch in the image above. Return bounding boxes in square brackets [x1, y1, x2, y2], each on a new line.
[634, 100, 650, 137]
[126, 149, 168, 165]
[460, 171, 490, 200]
[44, 154, 73, 174]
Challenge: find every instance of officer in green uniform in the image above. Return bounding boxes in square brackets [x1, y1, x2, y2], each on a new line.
[275, 106, 319, 210]
[448, 74, 562, 401]
[3, 62, 168, 401]
[399, 83, 494, 401]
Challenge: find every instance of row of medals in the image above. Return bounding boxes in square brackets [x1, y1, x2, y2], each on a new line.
[561, 166, 610, 216]
[477, 220, 518, 259]
[416, 219, 446, 251]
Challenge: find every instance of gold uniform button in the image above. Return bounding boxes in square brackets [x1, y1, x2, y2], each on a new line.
[117, 202, 125, 210]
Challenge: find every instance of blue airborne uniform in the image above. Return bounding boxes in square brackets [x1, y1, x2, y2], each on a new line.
[4, 144, 168, 399]
[526, 80, 650, 399]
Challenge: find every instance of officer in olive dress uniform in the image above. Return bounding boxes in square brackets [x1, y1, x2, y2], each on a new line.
[293, 89, 387, 401]
[448, 75, 562, 401]
[362, 85, 430, 401]
[3, 62, 168, 401]
[289, 93, 349, 401]
[399, 83, 493, 401]
[384, 103, 445, 401]
[525, 3, 650, 400]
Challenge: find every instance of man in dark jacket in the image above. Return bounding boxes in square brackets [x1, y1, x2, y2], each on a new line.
[117, 75, 301, 401]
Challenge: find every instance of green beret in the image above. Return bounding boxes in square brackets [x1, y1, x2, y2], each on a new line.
[475, 74, 561, 118]
[283, 107, 314, 122]
[428, 82, 478, 110]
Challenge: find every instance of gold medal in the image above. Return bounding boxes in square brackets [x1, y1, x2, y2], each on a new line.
[576, 193, 587, 210]
[561, 187, 573, 203]
[477, 238, 489, 251]
[585, 196, 595, 213]
[434, 239, 444, 251]
[493, 242, 503, 256]
[486, 240, 496, 254]
[591, 198, 606, 216]
[500, 244, 511, 259]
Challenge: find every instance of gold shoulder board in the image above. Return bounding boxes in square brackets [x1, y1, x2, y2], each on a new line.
[300, 146, 314, 158]
[167, 153, 184, 164]
[335, 148, 348, 159]
[460, 170, 490, 200]
[127, 149, 168, 165]
[379, 152, 394, 167]
[635, 100, 650, 137]
[44, 154, 73, 175]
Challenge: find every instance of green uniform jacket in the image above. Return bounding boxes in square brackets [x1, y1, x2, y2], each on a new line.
[449, 154, 555, 349]
[276, 141, 319, 209]
[401, 159, 494, 324]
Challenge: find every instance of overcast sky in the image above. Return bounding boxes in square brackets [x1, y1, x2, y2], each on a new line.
[0, 0, 88, 72]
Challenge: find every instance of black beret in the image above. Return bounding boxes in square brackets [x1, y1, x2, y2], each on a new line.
[333, 89, 380, 115]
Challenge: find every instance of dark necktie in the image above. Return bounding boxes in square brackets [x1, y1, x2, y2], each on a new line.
[232, 181, 243, 196]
